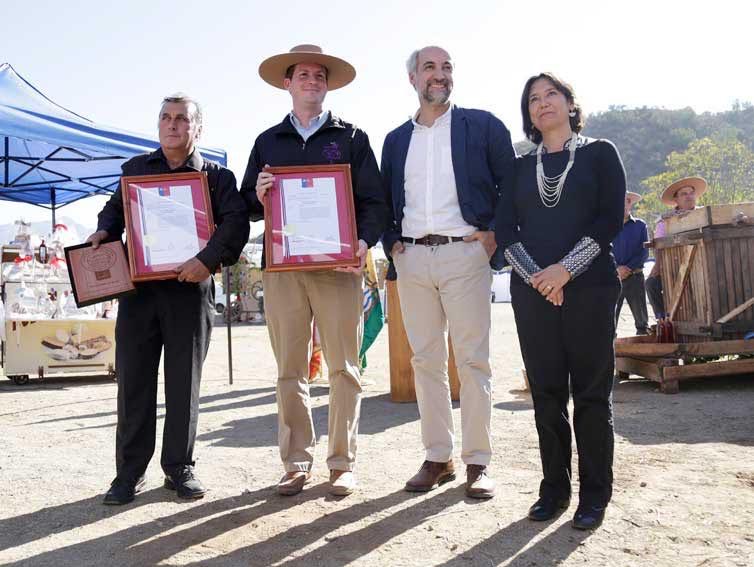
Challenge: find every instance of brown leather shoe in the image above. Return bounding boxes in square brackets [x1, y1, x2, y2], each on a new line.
[277, 471, 311, 496]
[404, 460, 456, 492]
[466, 465, 495, 499]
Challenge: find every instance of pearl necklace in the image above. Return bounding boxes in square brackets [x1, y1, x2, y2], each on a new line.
[536, 132, 578, 208]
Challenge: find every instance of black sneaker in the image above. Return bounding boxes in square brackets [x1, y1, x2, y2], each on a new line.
[164, 466, 206, 499]
[103, 476, 146, 505]
[572, 504, 606, 530]
[527, 495, 570, 521]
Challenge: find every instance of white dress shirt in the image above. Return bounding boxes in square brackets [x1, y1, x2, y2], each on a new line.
[402, 106, 475, 238]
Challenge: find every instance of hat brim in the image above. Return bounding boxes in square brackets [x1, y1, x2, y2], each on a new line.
[258, 52, 356, 91]
[626, 192, 642, 206]
[661, 177, 707, 206]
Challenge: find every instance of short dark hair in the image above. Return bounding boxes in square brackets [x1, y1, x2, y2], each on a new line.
[284, 63, 329, 81]
[520, 72, 584, 144]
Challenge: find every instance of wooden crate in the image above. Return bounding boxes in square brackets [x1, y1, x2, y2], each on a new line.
[652, 224, 754, 342]
[665, 202, 754, 235]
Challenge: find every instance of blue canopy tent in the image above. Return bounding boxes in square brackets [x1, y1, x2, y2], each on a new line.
[0, 62, 227, 228]
[0, 63, 238, 384]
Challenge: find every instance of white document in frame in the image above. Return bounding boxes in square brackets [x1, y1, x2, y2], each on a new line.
[137, 185, 201, 266]
[281, 177, 342, 255]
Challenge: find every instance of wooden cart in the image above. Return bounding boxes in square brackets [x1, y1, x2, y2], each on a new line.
[617, 203, 754, 392]
[616, 335, 754, 393]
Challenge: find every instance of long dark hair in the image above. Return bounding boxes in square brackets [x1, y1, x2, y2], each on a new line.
[520, 72, 584, 144]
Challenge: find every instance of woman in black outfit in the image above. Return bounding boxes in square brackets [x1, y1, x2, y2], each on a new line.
[495, 73, 626, 530]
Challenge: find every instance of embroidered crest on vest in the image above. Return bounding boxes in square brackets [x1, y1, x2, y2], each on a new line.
[322, 142, 342, 162]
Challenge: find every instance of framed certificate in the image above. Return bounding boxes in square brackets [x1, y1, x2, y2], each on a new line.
[121, 172, 215, 281]
[264, 164, 358, 271]
[65, 241, 136, 307]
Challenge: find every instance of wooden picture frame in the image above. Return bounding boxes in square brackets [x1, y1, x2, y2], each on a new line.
[120, 171, 214, 281]
[64, 240, 136, 307]
[263, 164, 358, 272]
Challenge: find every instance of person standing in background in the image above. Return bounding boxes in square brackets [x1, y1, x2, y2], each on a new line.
[613, 192, 650, 335]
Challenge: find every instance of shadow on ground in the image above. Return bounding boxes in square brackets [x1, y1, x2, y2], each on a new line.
[197, 390, 421, 449]
[613, 374, 754, 446]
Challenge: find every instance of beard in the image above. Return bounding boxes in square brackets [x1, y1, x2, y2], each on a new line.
[422, 81, 451, 104]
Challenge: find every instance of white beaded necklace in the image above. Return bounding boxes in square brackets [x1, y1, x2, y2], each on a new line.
[536, 132, 578, 208]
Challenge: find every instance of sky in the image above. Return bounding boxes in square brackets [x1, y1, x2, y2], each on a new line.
[0, 0, 750, 234]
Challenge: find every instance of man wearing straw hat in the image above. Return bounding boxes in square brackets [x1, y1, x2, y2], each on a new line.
[612, 192, 650, 335]
[645, 176, 708, 318]
[241, 45, 386, 497]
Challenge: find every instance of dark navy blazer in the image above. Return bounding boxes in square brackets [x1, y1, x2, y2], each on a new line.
[380, 106, 515, 270]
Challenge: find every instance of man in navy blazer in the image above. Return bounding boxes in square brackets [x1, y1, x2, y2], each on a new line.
[381, 46, 514, 498]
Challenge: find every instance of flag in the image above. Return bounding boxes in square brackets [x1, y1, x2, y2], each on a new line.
[359, 250, 384, 370]
[308, 320, 322, 382]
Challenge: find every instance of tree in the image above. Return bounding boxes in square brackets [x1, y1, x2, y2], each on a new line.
[582, 104, 754, 197]
[583, 107, 701, 194]
[636, 136, 754, 233]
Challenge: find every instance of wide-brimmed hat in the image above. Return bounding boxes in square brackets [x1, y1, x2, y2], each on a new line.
[258, 44, 356, 90]
[626, 192, 642, 207]
[661, 176, 707, 206]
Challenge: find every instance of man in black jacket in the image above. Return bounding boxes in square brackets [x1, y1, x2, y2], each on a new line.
[87, 94, 249, 505]
[241, 45, 387, 497]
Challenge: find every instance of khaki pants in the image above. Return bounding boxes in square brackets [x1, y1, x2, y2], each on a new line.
[393, 240, 493, 466]
[263, 270, 363, 472]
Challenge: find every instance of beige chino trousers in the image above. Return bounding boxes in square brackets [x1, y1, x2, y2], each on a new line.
[263, 270, 363, 473]
[393, 240, 493, 466]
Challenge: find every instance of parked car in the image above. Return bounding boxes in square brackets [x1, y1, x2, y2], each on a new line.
[213, 280, 237, 314]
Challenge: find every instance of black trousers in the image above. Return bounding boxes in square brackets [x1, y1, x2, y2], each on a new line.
[114, 279, 214, 481]
[511, 280, 619, 507]
[645, 275, 664, 318]
[616, 272, 649, 333]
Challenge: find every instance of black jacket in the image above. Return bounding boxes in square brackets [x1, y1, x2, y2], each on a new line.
[96, 148, 250, 272]
[241, 112, 388, 252]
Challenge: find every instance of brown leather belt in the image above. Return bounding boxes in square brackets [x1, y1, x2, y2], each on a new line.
[401, 235, 466, 246]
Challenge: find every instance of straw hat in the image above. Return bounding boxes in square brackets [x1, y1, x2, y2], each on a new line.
[258, 44, 356, 90]
[626, 191, 642, 207]
[660, 176, 707, 206]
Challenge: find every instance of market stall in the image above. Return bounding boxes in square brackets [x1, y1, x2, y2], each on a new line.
[1, 234, 116, 384]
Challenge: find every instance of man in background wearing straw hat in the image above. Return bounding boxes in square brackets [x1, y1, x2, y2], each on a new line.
[612, 192, 650, 335]
[241, 45, 387, 497]
[645, 176, 708, 319]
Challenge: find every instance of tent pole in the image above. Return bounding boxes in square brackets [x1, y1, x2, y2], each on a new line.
[3, 137, 8, 187]
[51, 188, 56, 233]
[224, 265, 233, 386]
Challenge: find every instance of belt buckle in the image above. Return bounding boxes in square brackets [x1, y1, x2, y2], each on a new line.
[426, 234, 444, 246]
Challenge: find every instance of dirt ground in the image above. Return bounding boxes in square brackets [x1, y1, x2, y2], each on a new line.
[1, 303, 753, 567]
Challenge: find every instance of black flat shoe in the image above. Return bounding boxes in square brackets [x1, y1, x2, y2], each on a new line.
[164, 465, 206, 499]
[572, 504, 606, 530]
[527, 496, 570, 521]
[103, 476, 145, 505]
